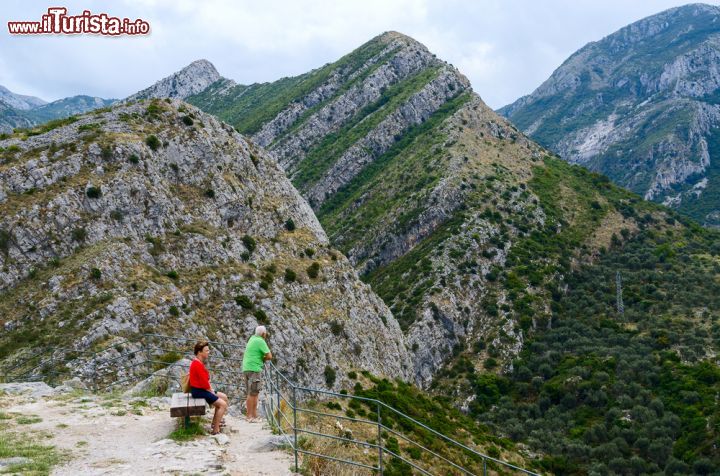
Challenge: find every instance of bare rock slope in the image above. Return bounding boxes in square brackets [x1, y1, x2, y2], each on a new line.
[0, 99, 412, 389]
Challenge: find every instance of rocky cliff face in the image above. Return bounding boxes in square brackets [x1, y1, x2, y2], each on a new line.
[0, 99, 412, 389]
[500, 3, 720, 227]
[127, 60, 224, 102]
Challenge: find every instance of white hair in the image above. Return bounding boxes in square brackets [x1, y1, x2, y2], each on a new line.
[255, 325, 267, 336]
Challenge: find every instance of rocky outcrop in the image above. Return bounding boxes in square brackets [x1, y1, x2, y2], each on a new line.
[127, 60, 222, 101]
[0, 99, 412, 390]
[500, 3, 720, 225]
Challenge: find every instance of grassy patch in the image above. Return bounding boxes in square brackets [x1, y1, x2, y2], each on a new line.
[0, 430, 67, 475]
[168, 419, 205, 441]
[15, 415, 43, 425]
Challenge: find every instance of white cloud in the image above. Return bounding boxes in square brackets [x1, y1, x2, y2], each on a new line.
[1, 0, 719, 107]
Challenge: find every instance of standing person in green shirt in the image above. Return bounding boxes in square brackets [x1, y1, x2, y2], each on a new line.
[242, 325, 272, 422]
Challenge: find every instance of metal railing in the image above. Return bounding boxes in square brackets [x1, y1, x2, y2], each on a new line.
[1, 334, 540, 475]
[262, 360, 540, 476]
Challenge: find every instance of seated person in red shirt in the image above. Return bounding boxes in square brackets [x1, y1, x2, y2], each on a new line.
[189, 341, 228, 434]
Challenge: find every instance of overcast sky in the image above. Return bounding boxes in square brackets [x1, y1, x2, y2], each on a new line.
[2, 1, 718, 109]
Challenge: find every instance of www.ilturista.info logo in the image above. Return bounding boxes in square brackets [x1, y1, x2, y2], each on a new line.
[8, 7, 150, 36]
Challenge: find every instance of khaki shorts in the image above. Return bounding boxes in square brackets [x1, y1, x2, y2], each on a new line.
[244, 371, 262, 397]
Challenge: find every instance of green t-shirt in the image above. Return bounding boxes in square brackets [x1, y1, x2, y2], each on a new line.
[242, 335, 271, 372]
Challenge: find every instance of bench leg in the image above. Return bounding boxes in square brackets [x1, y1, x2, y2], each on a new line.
[184, 415, 190, 429]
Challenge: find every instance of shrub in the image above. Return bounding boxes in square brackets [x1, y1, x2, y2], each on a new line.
[169, 306, 179, 316]
[0, 229, 11, 254]
[109, 209, 124, 221]
[324, 365, 336, 388]
[304, 248, 315, 258]
[146, 235, 164, 256]
[284, 268, 296, 282]
[147, 103, 161, 115]
[329, 320, 344, 336]
[325, 402, 341, 411]
[347, 371, 357, 380]
[128, 154, 140, 164]
[307, 262, 320, 279]
[284, 219, 296, 231]
[204, 189, 215, 199]
[90, 268, 102, 280]
[71, 227, 87, 242]
[254, 309, 269, 324]
[181, 116, 194, 126]
[78, 123, 101, 132]
[166, 270, 179, 280]
[101, 145, 113, 159]
[235, 295, 253, 309]
[145, 135, 161, 151]
[406, 446, 422, 459]
[86, 186, 102, 199]
[242, 235, 256, 253]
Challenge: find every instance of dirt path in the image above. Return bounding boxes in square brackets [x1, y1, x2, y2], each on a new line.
[0, 383, 295, 475]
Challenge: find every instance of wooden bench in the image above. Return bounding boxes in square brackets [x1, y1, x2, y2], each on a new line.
[170, 392, 206, 427]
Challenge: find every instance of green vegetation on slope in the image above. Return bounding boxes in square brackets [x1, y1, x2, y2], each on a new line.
[271, 46, 402, 146]
[188, 37, 387, 135]
[451, 157, 720, 475]
[319, 90, 470, 231]
[291, 66, 443, 191]
[294, 373, 538, 475]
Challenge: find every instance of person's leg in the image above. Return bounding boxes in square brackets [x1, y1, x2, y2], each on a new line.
[243, 372, 251, 417]
[248, 372, 261, 420]
[247, 394, 258, 419]
[217, 391, 228, 404]
[212, 399, 227, 433]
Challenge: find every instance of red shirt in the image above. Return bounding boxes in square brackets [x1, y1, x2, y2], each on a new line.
[189, 359, 211, 390]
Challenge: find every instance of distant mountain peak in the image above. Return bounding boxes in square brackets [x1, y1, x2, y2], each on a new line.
[126, 59, 222, 101]
[501, 2, 720, 227]
[0, 85, 47, 110]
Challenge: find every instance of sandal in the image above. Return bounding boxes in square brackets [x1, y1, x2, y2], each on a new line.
[210, 430, 221, 435]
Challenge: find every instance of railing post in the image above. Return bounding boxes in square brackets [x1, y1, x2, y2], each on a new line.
[276, 365, 280, 423]
[483, 457, 487, 476]
[377, 401, 383, 475]
[268, 367, 275, 426]
[293, 384, 298, 472]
